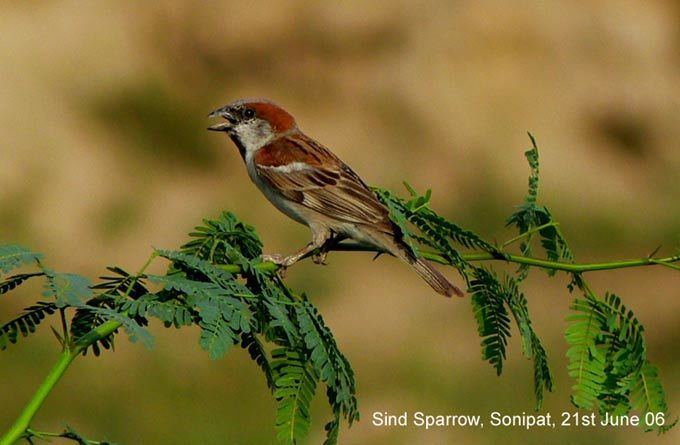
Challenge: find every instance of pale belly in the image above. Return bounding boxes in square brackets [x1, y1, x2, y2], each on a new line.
[246, 158, 309, 226]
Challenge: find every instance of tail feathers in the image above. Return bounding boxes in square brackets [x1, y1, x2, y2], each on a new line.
[410, 257, 465, 298]
[366, 230, 465, 297]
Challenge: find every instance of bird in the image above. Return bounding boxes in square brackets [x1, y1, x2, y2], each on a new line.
[208, 98, 464, 297]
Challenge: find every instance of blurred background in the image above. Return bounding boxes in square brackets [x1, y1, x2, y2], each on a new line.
[1, 1, 678, 444]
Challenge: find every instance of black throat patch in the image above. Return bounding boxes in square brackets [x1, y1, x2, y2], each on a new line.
[229, 134, 247, 161]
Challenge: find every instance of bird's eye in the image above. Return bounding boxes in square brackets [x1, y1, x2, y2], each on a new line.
[243, 108, 255, 119]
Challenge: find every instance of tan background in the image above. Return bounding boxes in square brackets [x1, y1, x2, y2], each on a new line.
[1, 1, 678, 444]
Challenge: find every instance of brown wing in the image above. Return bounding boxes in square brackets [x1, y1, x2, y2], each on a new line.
[254, 134, 394, 233]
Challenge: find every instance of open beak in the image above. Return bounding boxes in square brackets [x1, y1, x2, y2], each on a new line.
[207, 107, 236, 132]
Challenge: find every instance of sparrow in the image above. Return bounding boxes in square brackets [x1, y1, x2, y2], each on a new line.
[208, 98, 463, 297]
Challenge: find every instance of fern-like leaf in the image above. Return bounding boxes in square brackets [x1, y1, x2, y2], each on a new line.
[374, 186, 500, 267]
[525, 133, 540, 203]
[506, 135, 573, 279]
[565, 290, 671, 430]
[198, 317, 239, 360]
[0, 301, 57, 351]
[181, 211, 263, 262]
[538, 216, 573, 266]
[242, 332, 275, 389]
[629, 361, 669, 431]
[70, 267, 148, 356]
[565, 296, 607, 409]
[296, 301, 359, 424]
[0, 272, 44, 295]
[469, 268, 511, 375]
[42, 269, 92, 308]
[272, 348, 318, 445]
[70, 301, 117, 356]
[156, 249, 239, 289]
[91, 266, 149, 297]
[296, 303, 336, 384]
[242, 269, 300, 345]
[530, 333, 553, 410]
[81, 305, 154, 349]
[152, 275, 252, 330]
[149, 274, 252, 358]
[322, 415, 340, 445]
[0, 244, 42, 275]
[409, 212, 469, 274]
[372, 188, 420, 256]
[502, 274, 553, 409]
[119, 294, 193, 328]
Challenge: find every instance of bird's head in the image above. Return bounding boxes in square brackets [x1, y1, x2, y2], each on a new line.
[208, 99, 297, 154]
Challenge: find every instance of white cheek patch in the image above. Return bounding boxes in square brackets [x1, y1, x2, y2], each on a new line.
[235, 121, 274, 153]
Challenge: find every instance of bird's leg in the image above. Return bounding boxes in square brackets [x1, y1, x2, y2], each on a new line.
[262, 228, 331, 269]
[311, 245, 329, 265]
[312, 233, 347, 265]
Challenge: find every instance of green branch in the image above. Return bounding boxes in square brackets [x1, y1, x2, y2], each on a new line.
[216, 242, 680, 275]
[442, 251, 680, 273]
[501, 221, 559, 248]
[0, 254, 154, 445]
[0, 321, 125, 445]
[0, 350, 76, 445]
[25, 427, 109, 445]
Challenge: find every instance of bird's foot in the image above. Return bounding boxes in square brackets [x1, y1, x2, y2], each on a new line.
[261, 253, 300, 278]
[261, 253, 285, 265]
[262, 253, 299, 267]
[311, 250, 328, 265]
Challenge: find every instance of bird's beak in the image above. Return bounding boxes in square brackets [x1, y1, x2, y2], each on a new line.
[207, 107, 236, 132]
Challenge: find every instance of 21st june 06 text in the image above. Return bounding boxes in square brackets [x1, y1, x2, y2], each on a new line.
[371, 410, 669, 430]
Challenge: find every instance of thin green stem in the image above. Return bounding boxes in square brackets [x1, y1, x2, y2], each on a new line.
[0, 349, 77, 445]
[25, 428, 105, 445]
[649, 259, 680, 272]
[0, 253, 159, 445]
[73, 319, 123, 352]
[501, 222, 558, 248]
[325, 243, 680, 273]
[217, 243, 679, 275]
[122, 251, 158, 298]
[216, 261, 279, 274]
[58, 308, 69, 346]
[454, 252, 680, 273]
